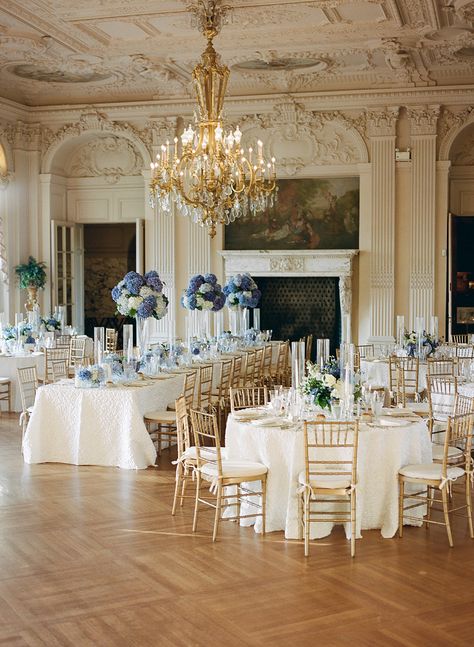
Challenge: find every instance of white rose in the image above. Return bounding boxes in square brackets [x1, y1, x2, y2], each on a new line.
[331, 380, 344, 399]
[323, 373, 336, 387]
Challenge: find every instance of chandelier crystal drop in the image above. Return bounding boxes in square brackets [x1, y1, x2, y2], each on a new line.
[149, 0, 277, 238]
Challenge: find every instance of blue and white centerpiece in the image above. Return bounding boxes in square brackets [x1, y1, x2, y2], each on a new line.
[223, 273, 261, 310]
[403, 329, 439, 358]
[181, 274, 225, 312]
[41, 316, 61, 332]
[75, 364, 105, 388]
[111, 270, 168, 357]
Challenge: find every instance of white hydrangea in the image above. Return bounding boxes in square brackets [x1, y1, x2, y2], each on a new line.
[242, 290, 252, 299]
[202, 299, 213, 310]
[128, 296, 142, 311]
[331, 380, 344, 400]
[323, 373, 336, 387]
[234, 274, 242, 287]
[199, 283, 212, 293]
[140, 286, 154, 298]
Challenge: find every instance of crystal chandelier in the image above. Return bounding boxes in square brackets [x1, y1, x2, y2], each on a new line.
[149, 0, 276, 238]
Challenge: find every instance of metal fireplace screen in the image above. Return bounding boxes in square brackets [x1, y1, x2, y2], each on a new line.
[257, 276, 341, 357]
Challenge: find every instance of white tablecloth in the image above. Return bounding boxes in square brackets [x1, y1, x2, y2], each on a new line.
[360, 358, 428, 391]
[225, 414, 432, 539]
[23, 375, 184, 469]
[0, 353, 44, 411]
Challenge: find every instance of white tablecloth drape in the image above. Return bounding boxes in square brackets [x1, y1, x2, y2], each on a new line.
[23, 375, 184, 469]
[225, 415, 432, 539]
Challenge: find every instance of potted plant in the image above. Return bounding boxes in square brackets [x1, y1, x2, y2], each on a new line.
[14, 256, 47, 310]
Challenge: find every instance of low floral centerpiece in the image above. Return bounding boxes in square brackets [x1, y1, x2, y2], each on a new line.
[181, 274, 225, 311]
[403, 329, 439, 358]
[223, 273, 261, 310]
[301, 357, 361, 410]
[111, 270, 168, 320]
[41, 316, 61, 332]
[75, 364, 105, 388]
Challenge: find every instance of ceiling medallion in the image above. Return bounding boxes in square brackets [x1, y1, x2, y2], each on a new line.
[149, 0, 277, 238]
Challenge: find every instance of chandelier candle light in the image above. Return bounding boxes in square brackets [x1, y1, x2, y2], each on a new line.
[149, 0, 277, 237]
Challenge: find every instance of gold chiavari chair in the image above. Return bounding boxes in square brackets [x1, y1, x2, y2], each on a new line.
[69, 336, 87, 374]
[260, 344, 273, 386]
[271, 341, 290, 387]
[54, 334, 71, 348]
[210, 357, 234, 437]
[455, 344, 474, 359]
[0, 378, 11, 414]
[253, 347, 265, 385]
[196, 364, 214, 410]
[398, 411, 474, 547]
[17, 365, 39, 438]
[190, 407, 267, 541]
[51, 359, 68, 382]
[426, 375, 463, 464]
[243, 349, 257, 386]
[451, 334, 470, 344]
[298, 420, 359, 557]
[389, 357, 420, 406]
[105, 328, 118, 352]
[144, 370, 197, 455]
[230, 355, 243, 389]
[353, 350, 361, 373]
[454, 392, 474, 417]
[230, 386, 268, 413]
[427, 357, 456, 377]
[356, 344, 374, 359]
[44, 347, 70, 384]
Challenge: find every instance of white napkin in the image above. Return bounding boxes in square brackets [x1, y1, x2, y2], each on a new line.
[378, 416, 410, 427]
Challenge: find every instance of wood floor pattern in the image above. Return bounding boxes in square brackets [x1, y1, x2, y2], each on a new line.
[0, 413, 473, 646]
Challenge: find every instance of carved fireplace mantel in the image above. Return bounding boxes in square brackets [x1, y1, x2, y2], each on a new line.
[219, 249, 359, 322]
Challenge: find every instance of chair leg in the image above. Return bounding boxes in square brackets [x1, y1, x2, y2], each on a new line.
[261, 476, 266, 536]
[304, 494, 310, 557]
[441, 486, 454, 547]
[235, 484, 241, 522]
[466, 476, 474, 539]
[398, 477, 404, 538]
[180, 468, 188, 507]
[172, 464, 182, 516]
[426, 486, 432, 523]
[212, 484, 222, 542]
[351, 489, 356, 558]
[297, 492, 303, 541]
[192, 473, 201, 533]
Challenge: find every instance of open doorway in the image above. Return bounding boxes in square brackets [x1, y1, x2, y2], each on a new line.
[449, 215, 474, 338]
[83, 224, 136, 340]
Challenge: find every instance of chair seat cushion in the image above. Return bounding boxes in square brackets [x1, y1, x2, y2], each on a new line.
[144, 410, 177, 424]
[298, 470, 352, 490]
[27, 405, 34, 413]
[431, 444, 464, 461]
[200, 460, 267, 480]
[0, 377, 10, 384]
[399, 463, 465, 481]
[181, 446, 228, 461]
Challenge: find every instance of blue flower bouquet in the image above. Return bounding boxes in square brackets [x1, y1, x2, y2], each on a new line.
[181, 274, 225, 312]
[223, 273, 261, 310]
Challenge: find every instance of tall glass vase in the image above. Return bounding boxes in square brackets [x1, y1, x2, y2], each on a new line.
[135, 316, 150, 358]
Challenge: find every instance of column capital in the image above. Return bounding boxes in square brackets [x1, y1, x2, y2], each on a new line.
[407, 105, 440, 136]
[367, 107, 399, 138]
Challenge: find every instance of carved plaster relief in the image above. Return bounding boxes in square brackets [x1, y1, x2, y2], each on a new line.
[68, 136, 144, 182]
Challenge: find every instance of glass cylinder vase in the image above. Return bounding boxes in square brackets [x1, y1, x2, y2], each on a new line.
[135, 316, 150, 359]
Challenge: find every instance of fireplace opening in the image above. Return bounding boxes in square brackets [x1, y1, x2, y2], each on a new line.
[257, 276, 341, 358]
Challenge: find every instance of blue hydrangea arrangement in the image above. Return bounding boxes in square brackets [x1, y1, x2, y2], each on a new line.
[75, 364, 105, 388]
[181, 273, 225, 312]
[403, 329, 439, 358]
[41, 316, 61, 332]
[223, 273, 261, 310]
[111, 270, 168, 320]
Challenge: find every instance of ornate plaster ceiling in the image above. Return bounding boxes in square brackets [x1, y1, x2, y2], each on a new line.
[0, 0, 472, 106]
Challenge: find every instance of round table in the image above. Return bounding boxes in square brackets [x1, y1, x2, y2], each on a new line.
[225, 412, 432, 539]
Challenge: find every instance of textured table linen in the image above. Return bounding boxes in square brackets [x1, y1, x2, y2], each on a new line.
[23, 376, 183, 469]
[0, 353, 44, 411]
[360, 358, 428, 390]
[225, 414, 432, 539]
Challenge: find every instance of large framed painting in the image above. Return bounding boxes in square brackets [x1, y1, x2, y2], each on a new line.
[225, 177, 359, 250]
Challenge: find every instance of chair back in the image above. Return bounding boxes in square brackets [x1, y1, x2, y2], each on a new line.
[244, 350, 257, 386]
[455, 344, 474, 358]
[230, 355, 242, 389]
[261, 344, 273, 383]
[190, 408, 222, 472]
[356, 344, 374, 359]
[69, 337, 87, 368]
[183, 370, 197, 409]
[175, 395, 192, 456]
[454, 393, 474, 417]
[441, 413, 474, 476]
[229, 386, 268, 412]
[427, 375, 457, 424]
[427, 358, 456, 377]
[105, 328, 118, 352]
[254, 347, 264, 384]
[197, 364, 214, 409]
[55, 334, 71, 348]
[390, 357, 419, 404]
[303, 420, 359, 490]
[51, 359, 68, 382]
[215, 358, 233, 402]
[44, 347, 70, 383]
[17, 366, 39, 412]
[451, 334, 470, 344]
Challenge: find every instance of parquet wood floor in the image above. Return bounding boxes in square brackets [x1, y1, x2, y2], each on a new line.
[0, 413, 473, 646]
